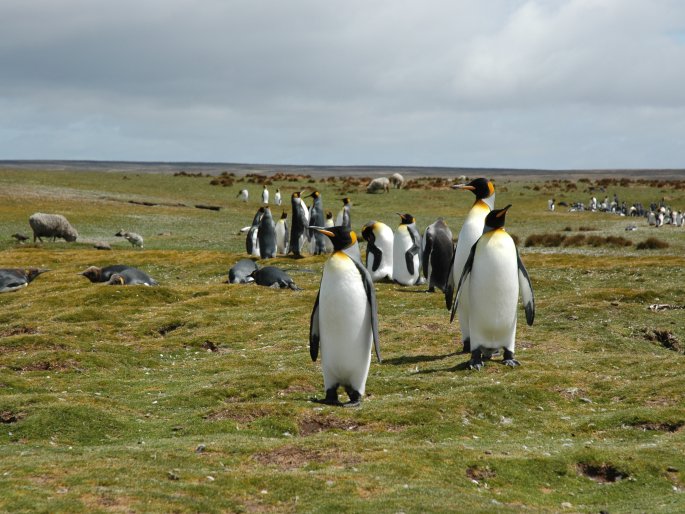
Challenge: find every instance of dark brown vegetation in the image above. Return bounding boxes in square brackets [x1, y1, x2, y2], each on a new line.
[636, 237, 670, 250]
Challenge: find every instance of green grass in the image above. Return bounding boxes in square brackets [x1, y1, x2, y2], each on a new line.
[1, 168, 684, 513]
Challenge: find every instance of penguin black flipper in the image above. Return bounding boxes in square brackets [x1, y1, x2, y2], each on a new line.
[368, 242, 383, 272]
[351, 258, 381, 363]
[421, 231, 433, 279]
[516, 248, 535, 326]
[444, 243, 457, 310]
[451, 240, 477, 323]
[404, 245, 419, 276]
[309, 290, 320, 361]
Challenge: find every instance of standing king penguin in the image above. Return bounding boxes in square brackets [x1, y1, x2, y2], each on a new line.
[275, 211, 289, 255]
[307, 191, 327, 255]
[336, 197, 352, 228]
[258, 206, 277, 259]
[261, 185, 269, 205]
[289, 191, 310, 258]
[274, 188, 282, 206]
[422, 218, 454, 293]
[445, 178, 496, 353]
[309, 226, 381, 407]
[453, 205, 534, 370]
[246, 207, 263, 257]
[393, 213, 422, 286]
[361, 221, 394, 282]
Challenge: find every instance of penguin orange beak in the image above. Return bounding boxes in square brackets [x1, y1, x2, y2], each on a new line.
[496, 204, 512, 217]
[452, 184, 475, 191]
[311, 227, 335, 238]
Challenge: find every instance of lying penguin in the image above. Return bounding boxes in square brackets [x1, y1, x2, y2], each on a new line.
[106, 268, 158, 286]
[227, 259, 258, 284]
[80, 265, 157, 286]
[0, 268, 50, 293]
[249, 266, 301, 290]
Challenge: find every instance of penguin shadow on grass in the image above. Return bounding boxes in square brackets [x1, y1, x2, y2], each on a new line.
[381, 352, 457, 366]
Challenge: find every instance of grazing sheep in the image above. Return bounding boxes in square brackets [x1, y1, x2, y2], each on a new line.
[115, 229, 144, 248]
[28, 213, 78, 243]
[389, 173, 405, 189]
[366, 177, 390, 194]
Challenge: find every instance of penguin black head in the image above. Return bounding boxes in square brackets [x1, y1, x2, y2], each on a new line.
[453, 178, 495, 200]
[361, 222, 376, 242]
[342, 197, 351, 205]
[325, 211, 333, 220]
[258, 206, 266, 213]
[25, 268, 50, 282]
[306, 191, 320, 199]
[396, 212, 415, 225]
[280, 211, 288, 220]
[80, 266, 102, 282]
[484, 204, 512, 230]
[311, 226, 357, 251]
[292, 191, 301, 199]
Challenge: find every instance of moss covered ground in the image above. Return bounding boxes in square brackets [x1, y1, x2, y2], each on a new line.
[0, 168, 684, 513]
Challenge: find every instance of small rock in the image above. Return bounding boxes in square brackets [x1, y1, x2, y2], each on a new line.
[561, 502, 573, 509]
[195, 444, 206, 453]
[579, 397, 593, 403]
[610, 301, 619, 306]
[167, 471, 180, 481]
[667, 466, 679, 473]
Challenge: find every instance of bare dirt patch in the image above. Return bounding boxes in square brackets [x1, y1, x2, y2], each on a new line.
[642, 328, 683, 352]
[297, 413, 363, 436]
[631, 421, 684, 432]
[251, 445, 360, 471]
[577, 463, 629, 483]
[0, 326, 38, 337]
[1, 411, 26, 423]
[466, 465, 496, 482]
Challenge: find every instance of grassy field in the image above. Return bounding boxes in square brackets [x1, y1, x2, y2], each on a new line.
[0, 167, 684, 513]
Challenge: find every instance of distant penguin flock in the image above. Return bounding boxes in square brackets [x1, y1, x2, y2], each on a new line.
[6, 175, 536, 409]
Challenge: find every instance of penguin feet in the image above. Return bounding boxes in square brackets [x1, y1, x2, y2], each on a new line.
[343, 387, 362, 408]
[468, 349, 484, 371]
[460, 338, 471, 354]
[311, 387, 342, 406]
[502, 349, 520, 367]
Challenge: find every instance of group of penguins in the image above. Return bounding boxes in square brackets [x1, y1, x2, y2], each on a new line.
[1, 177, 535, 408]
[234, 177, 536, 407]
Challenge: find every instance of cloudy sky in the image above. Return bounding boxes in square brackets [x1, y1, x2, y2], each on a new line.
[1, 0, 684, 169]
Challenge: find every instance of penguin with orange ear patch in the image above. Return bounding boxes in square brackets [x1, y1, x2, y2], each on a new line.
[309, 226, 381, 407]
[453, 205, 534, 370]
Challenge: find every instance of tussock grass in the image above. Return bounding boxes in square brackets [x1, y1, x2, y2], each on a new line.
[1, 168, 685, 512]
[637, 237, 670, 250]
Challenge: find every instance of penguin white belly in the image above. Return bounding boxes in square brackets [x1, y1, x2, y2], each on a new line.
[393, 226, 419, 285]
[468, 232, 519, 352]
[319, 254, 372, 394]
[453, 204, 490, 338]
[369, 225, 393, 282]
[275, 222, 286, 254]
[250, 230, 260, 257]
[324, 219, 335, 253]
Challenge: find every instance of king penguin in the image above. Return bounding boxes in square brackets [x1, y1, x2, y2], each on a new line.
[323, 211, 335, 253]
[336, 197, 352, 228]
[258, 206, 277, 259]
[422, 218, 454, 293]
[307, 191, 327, 255]
[275, 211, 289, 255]
[246, 207, 263, 257]
[0, 268, 50, 293]
[361, 220, 394, 282]
[309, 226, 381, 407]
[453, 205, 534, 370]
[274, 188, 282, 206]
[445, 177, 496, 353]
[289, 191, 310, 258]
[393, 213, 422, 286]
[261, 185, 269, 205]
